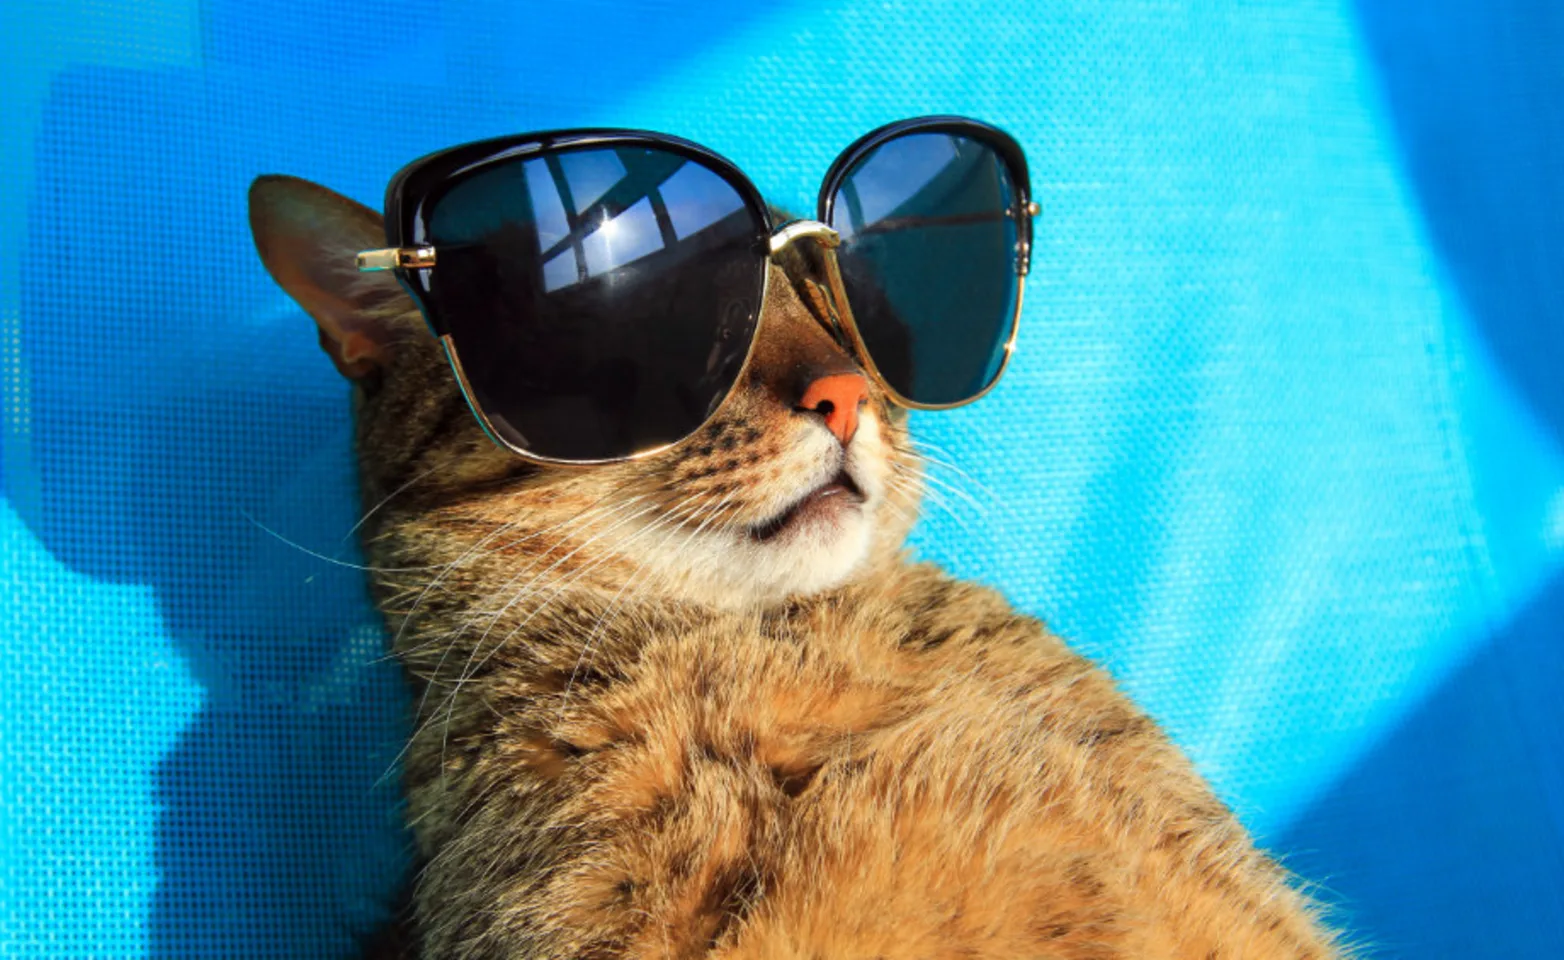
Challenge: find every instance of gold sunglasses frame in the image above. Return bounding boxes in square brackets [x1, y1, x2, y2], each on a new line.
[357, 120, 1037, 467]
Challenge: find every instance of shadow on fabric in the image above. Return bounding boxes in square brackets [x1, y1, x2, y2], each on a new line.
[1351, 0, 1564, 440]
[1280, 2, 1564, 956]
[18, 64, 414, 957]
[1279, 572, 1564, 956]
[11, 1, 778, 952]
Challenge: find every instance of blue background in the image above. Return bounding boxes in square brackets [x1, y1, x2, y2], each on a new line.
[1, 1, 1560, 956]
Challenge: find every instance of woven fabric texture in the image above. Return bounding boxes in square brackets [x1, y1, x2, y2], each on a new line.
[1, 1, 1560, 956]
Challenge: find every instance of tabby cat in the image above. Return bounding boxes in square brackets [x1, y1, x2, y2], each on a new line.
[249, 173, 1345, 959]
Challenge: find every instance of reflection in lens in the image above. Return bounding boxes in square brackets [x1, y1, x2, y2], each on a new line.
[827, 132, 1018, 406]
[423, 146, 766, 461]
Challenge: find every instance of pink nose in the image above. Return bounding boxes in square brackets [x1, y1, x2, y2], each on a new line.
[798, 372, 869, 446]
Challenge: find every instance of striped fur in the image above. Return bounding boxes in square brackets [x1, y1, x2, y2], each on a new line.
[250, 176, 1347, 959]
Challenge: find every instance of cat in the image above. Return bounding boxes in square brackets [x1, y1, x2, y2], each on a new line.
[249, 172, 1347, 960]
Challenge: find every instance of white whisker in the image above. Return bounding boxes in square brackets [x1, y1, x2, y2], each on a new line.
[430, 498, 664, 773]
[372, 494, 652, 786]
[240, 509, 436, 573]
[342, 463, 441, 543]
[560, 490, 741, 708]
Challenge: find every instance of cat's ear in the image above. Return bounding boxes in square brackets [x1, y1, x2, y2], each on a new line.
[248, 174, 421, 379]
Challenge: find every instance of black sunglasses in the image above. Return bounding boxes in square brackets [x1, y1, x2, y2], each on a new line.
[356, 116, 1036, 465]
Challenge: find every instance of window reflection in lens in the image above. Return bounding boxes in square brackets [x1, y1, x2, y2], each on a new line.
[828, 132, 1018, 406]
[423, 146, 765, 461]
[836, 134, 958, 237]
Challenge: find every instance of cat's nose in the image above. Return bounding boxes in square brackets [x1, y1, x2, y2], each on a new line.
[797, 372, 869, 447]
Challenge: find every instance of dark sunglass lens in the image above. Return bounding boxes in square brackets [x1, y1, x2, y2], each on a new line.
[826, 132, 1019, 406]
[422, 146, 766, 461]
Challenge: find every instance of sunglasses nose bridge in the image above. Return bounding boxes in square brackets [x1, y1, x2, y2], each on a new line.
[762, 220, 878, 380]
[767, 219, 840, 255]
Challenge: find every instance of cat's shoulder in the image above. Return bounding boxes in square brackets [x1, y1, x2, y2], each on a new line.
[803, 559, 1072, 660]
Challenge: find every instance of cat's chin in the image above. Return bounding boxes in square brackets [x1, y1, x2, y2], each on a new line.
[718, 511, 875, 608]
[745, 469, 865, 544]
[632, 497, 877, 611]
[617, 411, 897, 609]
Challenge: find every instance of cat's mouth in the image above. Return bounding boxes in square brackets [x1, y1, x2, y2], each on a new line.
[747, 468, 866, 544]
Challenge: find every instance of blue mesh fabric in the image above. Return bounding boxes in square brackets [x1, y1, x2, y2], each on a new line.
[1, 1, 1560, 956]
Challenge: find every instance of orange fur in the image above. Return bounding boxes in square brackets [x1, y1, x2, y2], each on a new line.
[250, 175, 1348, 959]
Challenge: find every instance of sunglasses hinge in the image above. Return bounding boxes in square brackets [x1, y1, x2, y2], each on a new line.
[1014, 238, 1032, 277]
[357, 246, 437, 272]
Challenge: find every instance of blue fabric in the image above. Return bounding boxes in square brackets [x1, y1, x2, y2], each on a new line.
[2, 1, 1560, 956]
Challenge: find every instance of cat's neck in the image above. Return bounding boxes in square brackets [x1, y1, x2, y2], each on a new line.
[363, 502, 914, 704]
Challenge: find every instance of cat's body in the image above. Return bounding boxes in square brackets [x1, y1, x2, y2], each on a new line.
[250, 174, 1344, 959]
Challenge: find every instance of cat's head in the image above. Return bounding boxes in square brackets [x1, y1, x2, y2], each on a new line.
[249, 175, 923, 611]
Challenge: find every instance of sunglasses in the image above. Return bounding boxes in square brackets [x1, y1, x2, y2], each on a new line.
[357, 116, 1036, 465]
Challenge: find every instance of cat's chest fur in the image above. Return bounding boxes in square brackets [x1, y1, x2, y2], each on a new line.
[373, 529, 1335, 960]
